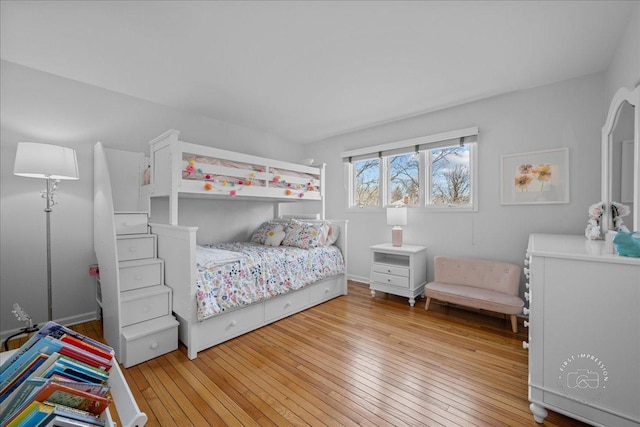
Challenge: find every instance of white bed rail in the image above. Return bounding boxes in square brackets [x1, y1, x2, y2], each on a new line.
[147, 129, 326, 225]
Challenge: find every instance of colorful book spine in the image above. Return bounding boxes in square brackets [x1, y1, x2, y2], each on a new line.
[0, 322, 114, 427]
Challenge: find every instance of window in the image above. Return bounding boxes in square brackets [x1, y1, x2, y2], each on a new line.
[389, 153, 420, 205]
[428, 145, 471, 206]
[343, 127, 478, 211]
[353, 157, 380, 207]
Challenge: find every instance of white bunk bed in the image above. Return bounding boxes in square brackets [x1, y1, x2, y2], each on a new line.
[146, 130, 348, 360]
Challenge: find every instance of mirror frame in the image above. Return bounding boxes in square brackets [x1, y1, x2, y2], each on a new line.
[601, 85, 640, 233]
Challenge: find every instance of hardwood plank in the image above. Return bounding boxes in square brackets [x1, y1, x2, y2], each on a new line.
[3, 281, 590, 426]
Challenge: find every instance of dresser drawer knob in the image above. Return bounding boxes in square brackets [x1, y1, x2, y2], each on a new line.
[524, 291, 530, 301]
[522, 341, 530, 349]
[387, 269, 391, 273]
[525, 282, 530, 289]
[524, 320, 530, 328]
[150, 342, 159, 350]
[285, 301, 292, 308]
[523, 307, 530, 315]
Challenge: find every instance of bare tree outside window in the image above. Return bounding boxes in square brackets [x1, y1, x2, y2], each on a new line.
[389, 153, 419, 205]
[354, 158, 380, 207]
[431, 146, 471, 205]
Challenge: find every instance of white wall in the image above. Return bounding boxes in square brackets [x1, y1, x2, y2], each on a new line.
[0, 60, 303, 337]
[304, 73, 606, 297]
[605, 2, 639, 102]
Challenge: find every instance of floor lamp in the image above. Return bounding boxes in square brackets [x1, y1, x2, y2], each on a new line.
[13, 142, 79, 322]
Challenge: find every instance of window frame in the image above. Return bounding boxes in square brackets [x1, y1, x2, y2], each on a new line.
[343, 128, 478, 212]
[348, 155, 383, 209]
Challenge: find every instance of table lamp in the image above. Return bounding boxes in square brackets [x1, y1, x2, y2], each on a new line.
[387, 205, 407, 247]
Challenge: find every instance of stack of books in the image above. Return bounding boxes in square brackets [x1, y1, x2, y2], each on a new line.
[0, 322, 115, 427]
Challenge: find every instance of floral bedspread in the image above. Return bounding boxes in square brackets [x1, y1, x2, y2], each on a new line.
[195, 242, 345, 321]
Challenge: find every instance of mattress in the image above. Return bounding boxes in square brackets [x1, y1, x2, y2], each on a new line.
[195, 242, 344, 321]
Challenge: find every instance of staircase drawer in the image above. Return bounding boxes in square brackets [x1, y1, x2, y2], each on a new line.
[121, 316, 179, 368]
[114, 212, 148, 235]
[121, 286, 171, 326]
[119, 258, 163, 292]
[117, 234, 156, 261]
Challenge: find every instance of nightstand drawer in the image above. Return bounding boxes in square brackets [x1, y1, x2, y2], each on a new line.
[114, 212, 148, 235]
[372, 271, 410, 288]
[119, 258, 163, 292]
[372, 263, 409, 277]
[117, 234, 156, 261]
[121, 285, 171, 326]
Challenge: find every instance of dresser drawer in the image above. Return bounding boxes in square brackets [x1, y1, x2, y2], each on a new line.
[119, 258, 163, 292]
[121, 316, 179, 368]
[114, 212, 148, 235]
[265, 288, 309, 322]
[372, 263, 409, 277]
[121, 285, 171, 326]
[117, 234, 156, 261]
[372, 271, 410, 288]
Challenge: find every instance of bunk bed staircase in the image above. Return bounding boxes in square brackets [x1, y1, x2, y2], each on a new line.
[94, 142, 178, 368]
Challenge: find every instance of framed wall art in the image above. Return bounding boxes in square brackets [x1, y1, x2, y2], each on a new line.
[500, 147, 569, 205]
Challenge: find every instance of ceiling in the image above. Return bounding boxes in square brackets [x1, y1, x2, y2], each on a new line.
[0, 1, 635, 144]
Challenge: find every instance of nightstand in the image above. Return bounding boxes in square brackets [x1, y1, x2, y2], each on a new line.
[369, 243, 428, 307]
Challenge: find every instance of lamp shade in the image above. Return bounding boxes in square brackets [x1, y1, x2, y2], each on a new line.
[14, 142, 79, 180]
[386, 206, 407, 226]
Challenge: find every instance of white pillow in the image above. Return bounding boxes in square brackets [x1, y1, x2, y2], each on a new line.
[265, 225, 286, 246]
[326, 223, 340, 246]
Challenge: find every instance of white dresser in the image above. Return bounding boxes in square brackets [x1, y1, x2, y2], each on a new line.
[524, 233, 640, 426]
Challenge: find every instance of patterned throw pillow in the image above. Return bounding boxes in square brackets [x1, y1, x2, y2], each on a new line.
[265, 225, 286, 246]
[250, 221, 278, 244]
[282, 220, 329, 249]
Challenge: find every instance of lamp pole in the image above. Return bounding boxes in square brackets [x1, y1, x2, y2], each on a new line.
[44, 177, 57, 322]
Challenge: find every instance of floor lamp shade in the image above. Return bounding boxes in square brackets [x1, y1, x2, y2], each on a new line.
[14, 142, 79, 180]
[13, 142, 79, 322]
[387, 206, 407, 247]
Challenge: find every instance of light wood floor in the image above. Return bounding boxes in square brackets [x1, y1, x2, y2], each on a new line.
[5, 281, 588, 426]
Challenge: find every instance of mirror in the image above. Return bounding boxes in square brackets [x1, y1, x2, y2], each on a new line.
[602, 86, 640, 233]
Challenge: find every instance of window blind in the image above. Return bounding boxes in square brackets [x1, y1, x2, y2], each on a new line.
[341, 126, 478, 162]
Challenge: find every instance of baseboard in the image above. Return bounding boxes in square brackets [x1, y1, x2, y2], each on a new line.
[347, 274, 369, 284]
[0, 310, 100, 344]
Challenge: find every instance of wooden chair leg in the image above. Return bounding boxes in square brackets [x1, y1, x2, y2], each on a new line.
[425, 297, 431, 310]
[510, 315, 518, 333]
